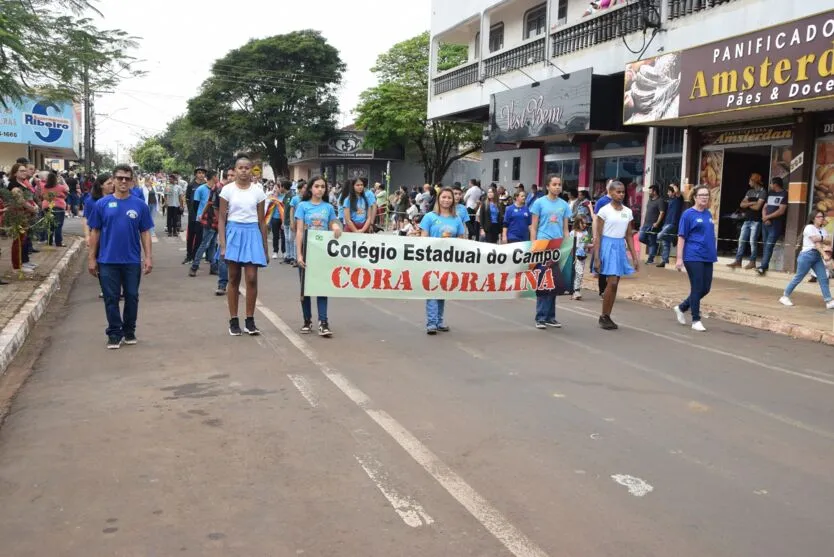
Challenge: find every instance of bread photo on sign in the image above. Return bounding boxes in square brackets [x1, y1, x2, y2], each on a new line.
[624, 52, 681, 125]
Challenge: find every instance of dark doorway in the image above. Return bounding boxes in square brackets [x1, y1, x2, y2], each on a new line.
[717, 147, 770, 255]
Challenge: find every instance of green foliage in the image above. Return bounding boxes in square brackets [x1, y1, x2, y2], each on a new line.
[187, 30, 345, 178]
[92, 150, 115, 171]
[437, 43, 468, 72]
[355, 32, 481, 185]
[160, 116, 239, 171]
[0, 0, 141, 105]
[0, 187, 48, 278]
[131, 138, 167, 173]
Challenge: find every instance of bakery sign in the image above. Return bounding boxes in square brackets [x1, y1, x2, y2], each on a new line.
[624, 9, 834, 124]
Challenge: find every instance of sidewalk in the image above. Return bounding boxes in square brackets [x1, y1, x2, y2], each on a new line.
[0, 233, 84, 374]
[588, 263, 834, 345]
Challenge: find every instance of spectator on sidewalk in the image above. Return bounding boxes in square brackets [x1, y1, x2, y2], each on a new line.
[656, 183, 683, 268]
[639, 185, 665, 265]
[728, 173, 766, 270]
[87, 164, 154, 349]
[6, 163, 38, 278]
[39, 172, 69, 247]
[779, 211, 834, 310]
[757, 177, 788, 275]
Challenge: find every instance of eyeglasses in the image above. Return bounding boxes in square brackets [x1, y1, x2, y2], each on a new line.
[695, 193, 710, 198]
[114, 176, 131, 182]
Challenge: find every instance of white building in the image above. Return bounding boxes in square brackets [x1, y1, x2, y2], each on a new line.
[429, 0, 834, 271]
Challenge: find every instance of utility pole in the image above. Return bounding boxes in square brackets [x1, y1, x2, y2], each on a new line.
[83, 64, 91, 173]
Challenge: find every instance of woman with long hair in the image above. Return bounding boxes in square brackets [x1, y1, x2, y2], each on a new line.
[82, 173, 113, 246]
[296, 175, 342, 336]
[343, 177, 376, 233]
[779, 210, 834, 309]
[6, 163, 37, 276]
[420, 187, 466, 335]
[40, 172, 70, 247]
[218, 155, 269, 337]
[477, 187, 504, 243]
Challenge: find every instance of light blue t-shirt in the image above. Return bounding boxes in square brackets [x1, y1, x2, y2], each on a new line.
[678, 207, 718, 263]
[290, 195, 301, 210]
[295, 200, 337, 231]
[530, 196, 570, 240]
[343, 194, 372, 225]
[456, 203, 470, 223]
[419, 212, 466, 238]
[194, 184, 211, 219]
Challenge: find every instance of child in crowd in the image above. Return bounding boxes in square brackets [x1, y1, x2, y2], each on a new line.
[571, 216, 592, 300]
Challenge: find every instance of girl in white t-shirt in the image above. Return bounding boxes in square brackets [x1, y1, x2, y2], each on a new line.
[218, 155, 269, 336]
[593, 181, 639, 329]
[780, 210, 834, 309]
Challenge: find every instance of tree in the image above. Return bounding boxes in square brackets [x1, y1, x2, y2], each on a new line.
[0, 0, 140, 105]
[187, 30, 345, 177]
[159, 116, 240, 171]
[355, 32, 482, 185]
[131, 138, 167, 173]
[92, 150, 115, 171]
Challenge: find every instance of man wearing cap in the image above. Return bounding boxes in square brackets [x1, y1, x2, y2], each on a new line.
[728, 173, 766, 270]
[184, 167, 207, 264]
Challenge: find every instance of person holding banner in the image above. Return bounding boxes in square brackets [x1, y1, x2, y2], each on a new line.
[530, 175, 570, 330]
[593, 181, 638, 330]
[420, 187, 467, 335]
[296, 176, 343, 337]
[343, 177, 377, 234]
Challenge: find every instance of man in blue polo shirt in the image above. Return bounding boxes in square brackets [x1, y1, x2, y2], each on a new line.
[530, 174, 570, 329]
[88, 164, 154, 349]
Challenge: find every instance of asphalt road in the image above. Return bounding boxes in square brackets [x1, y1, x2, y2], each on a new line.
[0, 222, 832, 557]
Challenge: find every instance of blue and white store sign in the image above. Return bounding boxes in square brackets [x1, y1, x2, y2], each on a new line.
[0, 97, 75, 149]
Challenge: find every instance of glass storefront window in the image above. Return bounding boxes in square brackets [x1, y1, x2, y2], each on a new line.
[654, 157, 682, 190]
[544, 159, 579, 190]
[655, 128, 684, 155]
[592, 156, 645, 197]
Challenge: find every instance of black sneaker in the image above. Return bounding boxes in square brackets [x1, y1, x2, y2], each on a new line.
[215, 288, 226, 296]
[599, 315, 618, 330]
[756, 267, 766, 276]
[107, 336, 123, 349]
[545, 319, 562, 328]
[244, 317, 260, 336]
[437, 325, 450, 332]
[182, 256, 192, 265]
[535, 321, 547, 330]
[656, 262, 666, 268]
[123, 333, 138, 345]
[188, 268, 197, 277]
[426, 328, 438, 335]
[300, 320, 313, 334]
[318, 321, 332, 337]
[229, 317, 242, 336]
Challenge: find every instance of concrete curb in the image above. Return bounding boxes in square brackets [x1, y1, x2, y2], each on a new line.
[0, 238, 84, 376]
[626, 291, 834, 347]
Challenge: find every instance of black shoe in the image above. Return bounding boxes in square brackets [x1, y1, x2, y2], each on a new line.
[535, 321, 547, 330]
[107, 335, 123, 349]
[426, 328, 437, 335]
[545, 319, 562, 328]
[318, 321, 332, 337]
[0, 278, 8, 285]
[209, 268, 218, 276]
[756, 267, 766, 276]
[244, 317, 260, 336]
[229, 317, 242, 336]
[123, 333, 138, 345]
[599, 315, 618, 330]
[30, 248, 40, 253]
[437, 324, 450, 332]
[188, 268, 197, 277]
[656, 262, 666, 268]
[300, 320, 313, 334]
[810, 276, 818, 283]
[182, 257, 192, 265]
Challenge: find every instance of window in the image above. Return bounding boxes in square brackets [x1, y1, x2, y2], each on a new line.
[655, 127, 684, 155]
[489, 23, 504, 53]
[557, 0, 567, 22]
[524, 4, 547, 39]
[492, 158, 500, 182]
[512, 157, 521, 180]
[474, 32, 480, 59]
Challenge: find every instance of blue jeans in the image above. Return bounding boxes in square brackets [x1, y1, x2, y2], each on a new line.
[191, 227, 217, 272]
[284, 224, 296, 260]
[639, 224, 659, 261]
[214, 247, 228, 289]
[657, 224, 677, 263]
[785, 250, 832, 301]
[679, 261, 713, 322]
[535, 294, 556, 323]
[98, 263, 141, 338]
[425, 299, 446, 330]
[48, 209, 65, 246]
[734, 221, 761, 262]
[298, 267, 327, 322]
[759, 220, 783, 270]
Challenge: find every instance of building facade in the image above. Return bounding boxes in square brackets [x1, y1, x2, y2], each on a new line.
[429, 0, 834, 271]
[0, 97, 81, 170]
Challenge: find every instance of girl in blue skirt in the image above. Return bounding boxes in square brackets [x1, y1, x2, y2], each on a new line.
[218, 154, 268, 337]
[593, 181, 639, 330]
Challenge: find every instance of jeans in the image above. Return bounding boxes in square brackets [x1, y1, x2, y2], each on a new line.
[425, 299, 446, 329]
[785, 250, 832, 301]
[191, 227, 217, 272]
[759, 220, 783, 270]
[734, 221, 761, 262]
[679, 261, 713, 322]
[298, 266, 327, 322]
[657, 224, 677, 263]
[48, 209, 65, 246]
[638, 224, 659, 261]
[535, 294, 556, 323]
[217, 255, 228, 290]
[284, 224, 296, 260]
[98, 263, 141, 338]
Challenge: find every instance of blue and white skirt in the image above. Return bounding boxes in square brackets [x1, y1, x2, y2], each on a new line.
[599, 235, 635, 277]
[225, 221, 267, 267]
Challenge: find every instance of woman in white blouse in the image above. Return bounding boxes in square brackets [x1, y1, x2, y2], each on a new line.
[780, 210, 834, 309]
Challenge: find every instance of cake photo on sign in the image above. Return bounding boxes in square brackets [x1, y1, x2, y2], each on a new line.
[623, 52, 681, 125]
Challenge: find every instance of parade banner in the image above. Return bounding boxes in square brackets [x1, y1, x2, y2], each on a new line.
[303, 232, 575, 300]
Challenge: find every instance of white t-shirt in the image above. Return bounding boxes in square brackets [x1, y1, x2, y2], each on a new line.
[220, 183, 267, 223]
[597, 204, 633, 238]
[464, 186, 483, 209]
[801, 224, 828, 252]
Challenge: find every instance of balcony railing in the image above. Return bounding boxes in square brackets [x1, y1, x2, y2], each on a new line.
[552, 0, 660, 57]
[667, 0, 738, 20]
[432, 62, 479, 95]
[483, 37, 546, 79]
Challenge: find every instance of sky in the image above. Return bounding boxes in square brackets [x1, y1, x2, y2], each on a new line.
[92, 0, 432, 161]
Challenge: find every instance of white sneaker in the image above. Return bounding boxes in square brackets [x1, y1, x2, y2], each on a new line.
[691, 321, 706, 332]
[673, 305, 686, 325]
[779, 296, 794, 307]
[22, 262, 37, 269]
[272, 252, 278, 259]
[826, 300, 834, 310]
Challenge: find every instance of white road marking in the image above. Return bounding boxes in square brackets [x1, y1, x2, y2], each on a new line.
[254, 301, 550, 557]
[611, 474, 654, 497]
[287, 374, 319, 408]
[456, 342, 484, 360]
[552, 392, 565, 398]
[354, 454, 434, 528]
